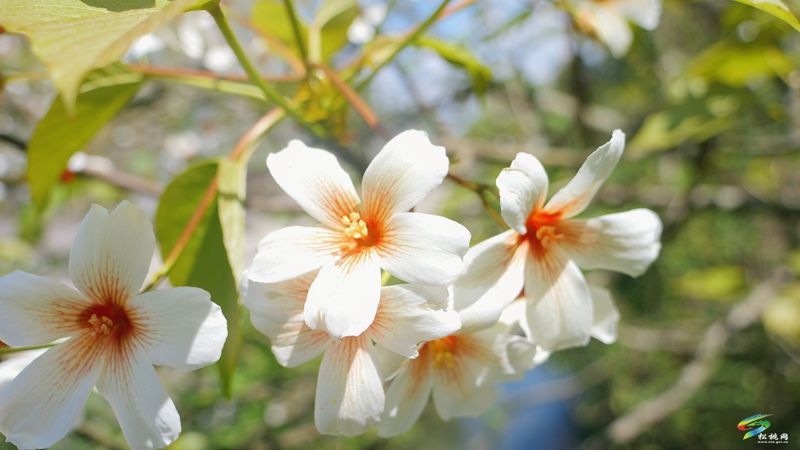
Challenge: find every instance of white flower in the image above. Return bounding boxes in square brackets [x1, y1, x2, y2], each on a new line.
[248, 130, 471, 339]
[452, 130, 661, 351]
[377, 292, 540, 438]
[241, 271, 461, 436]
[0, 349, 47, 392]
[572, 0, 662, 57]
[0, 201, 228, 450]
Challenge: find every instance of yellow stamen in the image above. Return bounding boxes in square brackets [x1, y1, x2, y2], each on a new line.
[89, 313, 114, 336]
[341, 212, 369, 239]
[429, 338, 456, 370]
[535, 225, 564, 249]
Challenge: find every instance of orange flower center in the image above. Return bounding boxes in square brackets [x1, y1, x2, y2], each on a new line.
[523, 210, 565, 253]
[427, 336, 458, 370]
[80, 304, 133, 340]
[341, 212, 369, 240]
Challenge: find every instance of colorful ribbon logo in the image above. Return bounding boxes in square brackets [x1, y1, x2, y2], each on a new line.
[738, 414, 772, 440]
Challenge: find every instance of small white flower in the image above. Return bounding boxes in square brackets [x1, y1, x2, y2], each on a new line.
[451, 130, 661, 351]
[0, 201, 228, 450]
[241, 271, 461, 436]
[572, 0, 662, 57]
[0, 349, 47, 392]
[248, 130, 471, 340]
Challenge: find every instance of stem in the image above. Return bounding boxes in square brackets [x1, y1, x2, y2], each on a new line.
[208, 5, 326, 138]
[446, 173, 508, 230]
[141, 108, 287, 292]
[282, 0, 308, 61]
[355, 0, 452, 91]
[0, 343, 57, 354]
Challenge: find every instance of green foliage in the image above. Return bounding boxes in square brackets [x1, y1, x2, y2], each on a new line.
[676, 265, 746, 301]
[155, 161, 242, 398]
[417, 36, 493, 94]
[734, 0, 800, 32]
[251, 0, 307, 57]
[26, 79, 141, 208]
[0, 0, 203, 110]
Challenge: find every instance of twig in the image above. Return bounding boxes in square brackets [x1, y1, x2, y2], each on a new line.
[0, 133, 26, 150]
[79, 167, 163, 196]
[446, 173, 508, 229]
[607, 274, 787, 444]
[129, 64, 302, 83]
[282, 0, 308, 62]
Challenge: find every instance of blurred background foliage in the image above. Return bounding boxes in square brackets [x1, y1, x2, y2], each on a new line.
[2, 0, 800, 449]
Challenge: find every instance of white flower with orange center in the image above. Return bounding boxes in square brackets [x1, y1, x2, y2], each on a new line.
[571, 0, 662, 57]
[248, 130, 471, 339]
[451, 130, 662, 351]
[241, 271, 461, 436]
[377, 295, 539, 437]
[0, 201, 227, 450]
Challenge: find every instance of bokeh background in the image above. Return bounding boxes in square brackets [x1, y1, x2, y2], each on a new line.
[2, 0, 800, 449]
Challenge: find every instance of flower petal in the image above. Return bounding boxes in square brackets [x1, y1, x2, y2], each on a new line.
[315, 335, 384, 436]
[362, 130, 449, 222]
[96, 347, 180, 450]
[0, 271, 90, 346]
[249, 226, 341, 284]
[452, 230, 527, 333]
[429, 334, 497, 420]
[0, 349, 47, 392]
[589, 285, 620, 344]
[378, 213, 470, 285]
[378, 356, 433, 437]
[241, 272, 332, 367]
[305, 252, 382, 339]
[544, 130, 625, 218]
[522, 253, 593, 351]
[0, 333, 105, 449]
[266, 140, 361, 229]
[497, 152, 549, 234]
[128, 287, 227, 372]
[559, 209, 662, 277]
[613, 0, 661, 30]
[588, 6, 634, 57]
[368, 285, 461, 358]
[70, 201, 155, 305]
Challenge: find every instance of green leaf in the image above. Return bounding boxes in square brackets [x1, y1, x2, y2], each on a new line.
[688, 41, 793, 87]
[217, 159, 247, 284]
[676, 265, 746, 301]
[416, 36, 493, 94]
[734, 0, 800, 32]
[252, 0, 307, 57]
[0, 0, 202, 110]
[27, 79, 142, 208]
[155, 161, 242, 398]
[312, 0, 359, 62]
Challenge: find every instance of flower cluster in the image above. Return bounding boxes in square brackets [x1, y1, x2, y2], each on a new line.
[243, 129, 662, 436]
[0, 129, 661, 448]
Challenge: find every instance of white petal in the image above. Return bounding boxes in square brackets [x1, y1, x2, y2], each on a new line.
[362, 130, 449, 222]
[452, 230, 527, 333]
[429, 334, 497, 420]
[128, 287, 227, 372]
[498, 298, 526, 331]
[522, 254, 594, 351]
[0, 271, 89, 346]
[96, 347, 180, 450]
[497, 153, 549, 234]
[544, 130, 625, 218]
[589, 6, 634, 57]
[315, 335, 384, 436]
[589, 285, 620, 344]
[506, 335, 540, 374]
[559, 209, 662, 277]
[378, 356, 433, 437]
[70, 201, 155, 304]
[305, 253, 382, 339]
[613, 0, 661, 30]
[266, 140, 361, 229]
[373, 344, 409, 381]
[378, 213, 471, 285]
[249, 226, 341, 283]
[0, 349, 47, 392]
[368, 285, 461, 358]
[0, 333, 106, 449]
[242, 272, 332, 367]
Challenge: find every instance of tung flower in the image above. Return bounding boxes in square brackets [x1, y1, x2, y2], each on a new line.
[572, 0, 662, 57]
[452, 130, 661, 351]
[242, 271, 461, 436]
[0, 201, 227, 450]
[248, 130, 471, 339]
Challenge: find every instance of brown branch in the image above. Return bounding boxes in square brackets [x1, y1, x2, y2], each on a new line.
[80, 167, 163, 196]
[607, 273, 788, 444]
[128, 64, 302, 83]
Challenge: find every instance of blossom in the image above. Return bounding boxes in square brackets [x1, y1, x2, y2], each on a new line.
[452, 130, 661, 351]
[0, 201, 227, 450]
[571, 0, 662, 57]
[241, 270, 461, 436]
[377, 291, 539, 438]
[0, 348, 47, 392]
[248, 130, 471, 339]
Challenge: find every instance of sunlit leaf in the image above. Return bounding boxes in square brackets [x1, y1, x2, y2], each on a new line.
[734, 0, 800, 32]
[417, 36, 493, 94]
[252, 0, 307, 57]
[217, 159, 246, 283]
[676, 265, 746, 301]
[0, 0, 204, 110]
[312, 0, 359, 62]
[27, 79, 142, 208]
[688, 41, 793, 87]
[155, 161, 242, 398]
